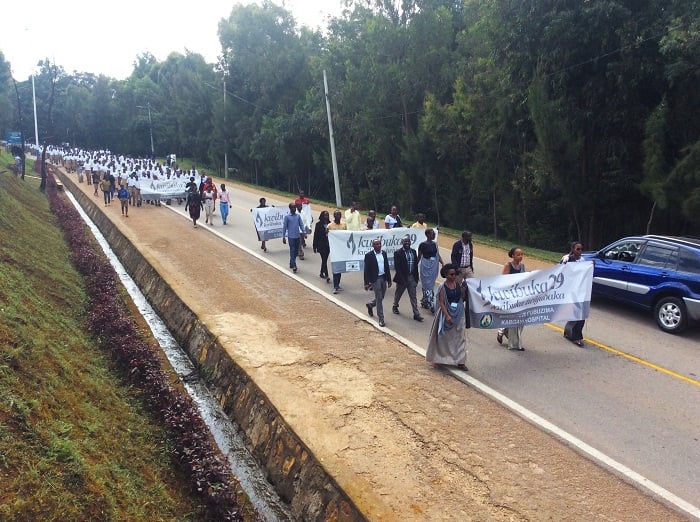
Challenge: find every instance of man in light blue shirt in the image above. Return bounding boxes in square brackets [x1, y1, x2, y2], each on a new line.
[282, 203, 307, 273]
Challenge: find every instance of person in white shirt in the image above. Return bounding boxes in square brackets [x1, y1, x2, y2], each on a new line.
[384, 205, 402, 228]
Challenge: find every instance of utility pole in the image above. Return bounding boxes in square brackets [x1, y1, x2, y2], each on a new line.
[323, 70, 342, 208]
[32, 75, 39, 149]
[223, 73, 228, 178]
[136, 102, 155, 159]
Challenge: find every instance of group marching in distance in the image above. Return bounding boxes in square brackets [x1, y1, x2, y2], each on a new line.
[45, 145, 585, 374]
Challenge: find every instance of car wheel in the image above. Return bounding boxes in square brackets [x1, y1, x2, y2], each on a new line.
[654, 296, 687, 334]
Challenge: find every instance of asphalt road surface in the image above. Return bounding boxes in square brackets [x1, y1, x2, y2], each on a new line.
[143, 181, 700, 516]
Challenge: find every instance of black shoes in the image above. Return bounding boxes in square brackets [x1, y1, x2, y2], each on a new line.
[413, 315, 424, 322]
[378, 319, 386, 327]
[564, 334, 584, 347]
[392, 306, 400, 315]
[366, 303, 374, 317]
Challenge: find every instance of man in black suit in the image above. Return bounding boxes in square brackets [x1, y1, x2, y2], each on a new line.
[392, 235, 423, 321]
[364, 238, 392, 327]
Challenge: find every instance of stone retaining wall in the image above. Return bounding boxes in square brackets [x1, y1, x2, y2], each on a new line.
[57, 171, 364, 522]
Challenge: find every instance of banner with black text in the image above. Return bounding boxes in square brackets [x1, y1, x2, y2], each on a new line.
[251, 206, 287, 241]
[328, 228, 437, 274]
[465, 262, 593, 329]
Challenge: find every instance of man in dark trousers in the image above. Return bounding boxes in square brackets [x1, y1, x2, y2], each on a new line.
[364, 238, 392, 327]
[392, 235, 423, 321]
[450, 230, 474, 284]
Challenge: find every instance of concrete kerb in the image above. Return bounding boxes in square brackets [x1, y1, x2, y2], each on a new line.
[162, 187, 700, 521]
[57, 170, 700, 521]
[57, 170, 366, 522]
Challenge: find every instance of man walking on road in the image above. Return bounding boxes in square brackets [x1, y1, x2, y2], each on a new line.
[364, 238, 392, 327]
[392, 235, 423, 322]
[451, 230, 474, 283]
[283, 203, 307, 273]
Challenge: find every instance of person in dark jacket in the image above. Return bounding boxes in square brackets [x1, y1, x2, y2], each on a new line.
[312, 210, 331, 283]
[392, 235, 423, 321]
[364, 238, 392, 327]
[450, 230, 474, 283]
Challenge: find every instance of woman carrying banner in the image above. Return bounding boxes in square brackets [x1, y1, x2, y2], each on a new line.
[313, 210, 331, 283]
[417, 227, 443, 313]
[426, 263, 468, 371]
[253, 197, 269, 252]
[561, 241, 586, 346]
[496, 247, 526, 350]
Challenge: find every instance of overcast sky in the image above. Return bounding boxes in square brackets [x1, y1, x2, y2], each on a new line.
[0, 0, 343, 80]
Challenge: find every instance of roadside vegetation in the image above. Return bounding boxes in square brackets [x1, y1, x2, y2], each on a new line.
[3, 2, 698, 250]
[0, 153, 257, 520]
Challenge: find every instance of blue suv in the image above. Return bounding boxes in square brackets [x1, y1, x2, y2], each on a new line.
[582, 235, 700, 333]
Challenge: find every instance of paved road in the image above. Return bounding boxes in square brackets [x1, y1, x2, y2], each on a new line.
[78, 175, 700, 518]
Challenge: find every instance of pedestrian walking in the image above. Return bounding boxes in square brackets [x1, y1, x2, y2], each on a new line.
[185, 189, 204, 228]
[426, 263, 468, 370]
[364, 238, 392, 327]
[282, 203, 307, 273]
[392, 234, 423, 322]
[218, 184, 231, 225]
[496, 247, 526, 350]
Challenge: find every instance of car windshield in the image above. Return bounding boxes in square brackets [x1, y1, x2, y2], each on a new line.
[600, 240, 644, 262]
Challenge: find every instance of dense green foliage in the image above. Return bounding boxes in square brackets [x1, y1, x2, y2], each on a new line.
[1, 0, 699, 249]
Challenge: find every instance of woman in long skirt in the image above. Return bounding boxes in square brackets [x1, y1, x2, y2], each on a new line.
[417, 228, 443, 313]
[185, 190, 204, 228]
[426, 263, 467, 370]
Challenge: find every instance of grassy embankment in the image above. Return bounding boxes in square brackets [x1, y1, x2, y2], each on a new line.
[0, 152, 247, 520]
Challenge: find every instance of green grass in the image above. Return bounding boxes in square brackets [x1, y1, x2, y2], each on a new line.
[0, 151, 207, 520]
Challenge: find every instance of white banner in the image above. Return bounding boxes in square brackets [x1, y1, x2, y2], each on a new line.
[140, 178, 188, 200]
[251, 206, 288, 240]
[298, 203, 313, 233]
[328, 228, 437, 274]
[466, 262, 594, 329]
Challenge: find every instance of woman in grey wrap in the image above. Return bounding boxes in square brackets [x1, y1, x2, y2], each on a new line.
[426, 263, 468, 371]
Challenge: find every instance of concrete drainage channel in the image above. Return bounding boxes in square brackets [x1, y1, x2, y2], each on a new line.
[59, 172, 365, 522]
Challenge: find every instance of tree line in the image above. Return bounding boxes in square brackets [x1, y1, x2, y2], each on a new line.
[1, 0, 698, 250]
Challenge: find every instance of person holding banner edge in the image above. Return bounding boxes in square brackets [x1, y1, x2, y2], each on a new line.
[327, 210, 347, 293]
[496, 247, 526, 351]
[561, 241, 586, 346]
[313, 210, 331, 283]
[252, 197, 270, 252]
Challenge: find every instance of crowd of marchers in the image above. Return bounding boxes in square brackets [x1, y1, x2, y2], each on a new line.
[41, 146, 585, 374]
